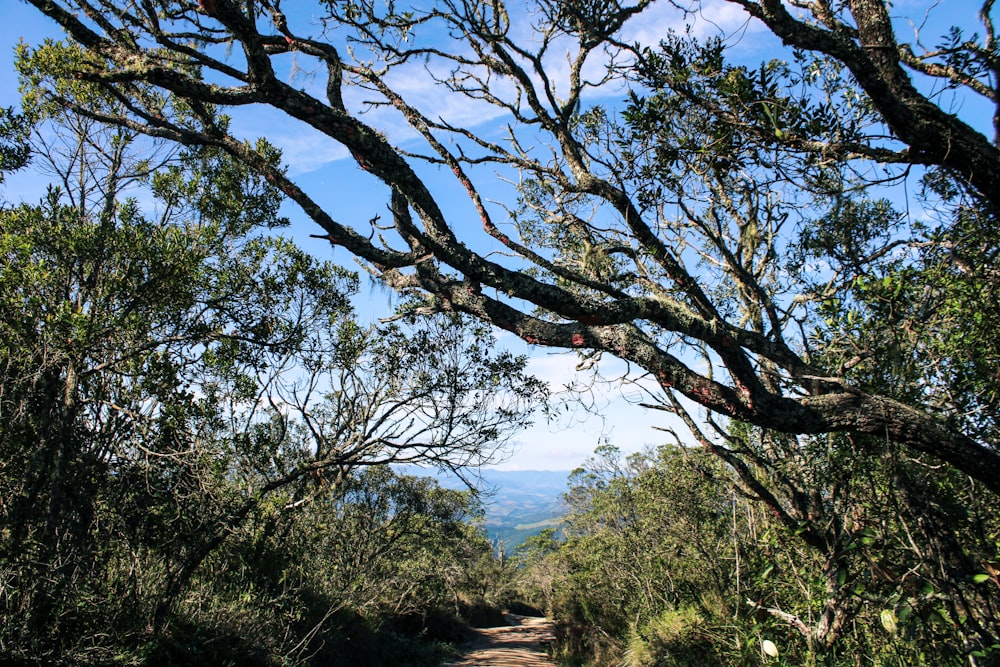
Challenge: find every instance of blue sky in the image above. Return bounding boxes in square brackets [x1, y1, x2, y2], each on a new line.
[2, 0, 994, 471]
[1, 0, 698, 471]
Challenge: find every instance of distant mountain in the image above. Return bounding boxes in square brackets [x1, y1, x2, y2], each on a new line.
[472, 470, 569, 551]
[395, 467, 571, 550]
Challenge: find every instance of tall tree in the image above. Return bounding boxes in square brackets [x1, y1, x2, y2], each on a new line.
[15, 0, 999, 491]
[0, 99, 545, 662]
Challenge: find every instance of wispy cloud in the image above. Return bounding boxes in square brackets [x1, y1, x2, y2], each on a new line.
[484, 339, 687, 471]
[623, 0, 766, 46]
[277, 131, 351, 175]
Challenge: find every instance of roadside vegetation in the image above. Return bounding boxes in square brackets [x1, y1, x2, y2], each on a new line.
[0, 104, 542, 666]
[513, 442, 1000, 666]
[5, 0, 1000, 665]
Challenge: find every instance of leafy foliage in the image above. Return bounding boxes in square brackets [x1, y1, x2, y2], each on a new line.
[0, 106, 30, 179]
[516, 443, 1000, 666]
[0, 103, 543, 665]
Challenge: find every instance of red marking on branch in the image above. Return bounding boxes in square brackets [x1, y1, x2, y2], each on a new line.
[475, 203, 492, 229]
[523, 335, 539, 345]
[691, 386, 714, 403]
[571, 333, 585, 347]
[448, 166, 497, 236]
[735, 381, 754, 410]
[309, 232, 341, 246]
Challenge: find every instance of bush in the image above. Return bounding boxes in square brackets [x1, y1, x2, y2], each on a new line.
[624, 606, 721, 667]
[457, 596, 508, 629]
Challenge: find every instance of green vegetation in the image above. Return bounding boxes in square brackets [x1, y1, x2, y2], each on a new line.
[0, 102, 544, 665]
[513, 442, 1000, 666]
[6, 0, 1000, 665]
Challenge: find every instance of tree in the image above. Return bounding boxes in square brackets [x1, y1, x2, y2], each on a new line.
[0, 99, 545, 662]
[717, 0, 1000, 212]
[16, 0, 999, 494]
[290, 466, 487, 622]
[0, 106, 30, 179]
[0, 108, 313, 655]
[527, 442, 999, 666]
[553, 445, 737, 665]
[190, 465, 492, 667]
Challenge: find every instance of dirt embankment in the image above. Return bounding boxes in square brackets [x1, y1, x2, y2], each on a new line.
[441, 614, 555, 667]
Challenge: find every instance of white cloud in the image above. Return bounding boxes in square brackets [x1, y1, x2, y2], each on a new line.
[489, 341, 688, 471]
[279, 130, 352, 175]
[227, 103, 352, 175]
[622, 0, 769, 52]
[380, 62, 513, 130]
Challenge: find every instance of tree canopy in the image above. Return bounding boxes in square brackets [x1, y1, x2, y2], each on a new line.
[16, 0, 998, 494]
[0, 90, 545, 663]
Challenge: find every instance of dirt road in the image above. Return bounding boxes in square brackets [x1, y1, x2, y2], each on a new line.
[441, 614, 555, 667]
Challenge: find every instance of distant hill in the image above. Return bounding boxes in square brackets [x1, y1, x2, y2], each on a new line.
[473, 470, 569, 551]
[396, 467, 570, 550]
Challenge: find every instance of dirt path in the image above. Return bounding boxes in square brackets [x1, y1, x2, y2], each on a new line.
[441, 614, 555, 667]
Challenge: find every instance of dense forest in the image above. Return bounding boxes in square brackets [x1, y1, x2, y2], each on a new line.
[3, 0, 1000, 665]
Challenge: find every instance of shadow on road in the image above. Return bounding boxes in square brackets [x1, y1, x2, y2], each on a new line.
[441, 614, 554, 667]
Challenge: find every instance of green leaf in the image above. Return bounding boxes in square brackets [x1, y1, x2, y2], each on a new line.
[880, 609, 897, 634]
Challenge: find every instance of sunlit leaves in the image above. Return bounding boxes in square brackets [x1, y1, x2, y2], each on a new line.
[0, 107, 30, 179]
